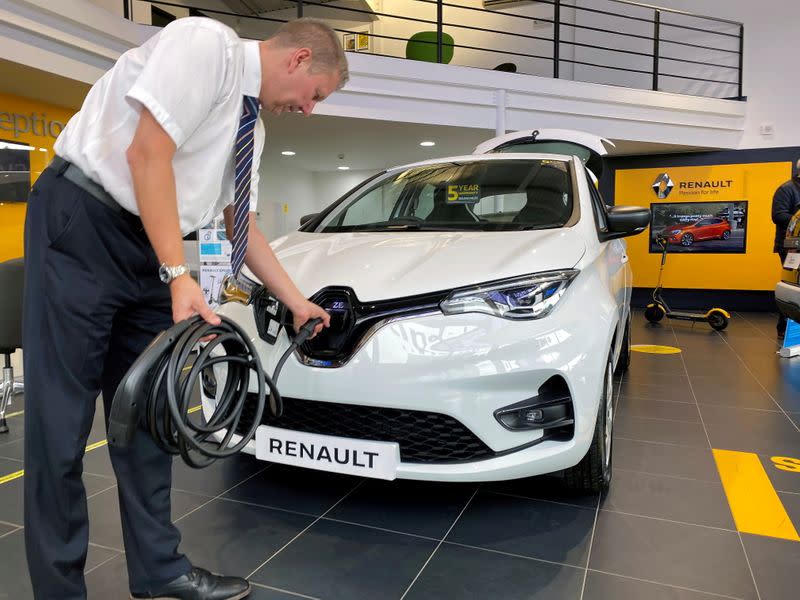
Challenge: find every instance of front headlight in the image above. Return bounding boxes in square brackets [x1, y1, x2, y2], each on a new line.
[440, 270, 579, 320]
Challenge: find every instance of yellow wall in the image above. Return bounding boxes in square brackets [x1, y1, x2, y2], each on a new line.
[0, 93, 76, 261]
[615, 162, 791, 291]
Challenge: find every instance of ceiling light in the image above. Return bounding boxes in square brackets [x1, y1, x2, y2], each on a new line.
[420, 141, 436, 147]
[281, 150, 296, 156]
[337, 166, 350, 171]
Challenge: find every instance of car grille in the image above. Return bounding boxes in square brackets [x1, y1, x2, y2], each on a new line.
[234, 394, 494, 463]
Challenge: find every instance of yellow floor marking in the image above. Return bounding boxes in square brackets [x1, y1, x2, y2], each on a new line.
[713, 449, 800, 541]
[4, 410, 24, 419]
[0, 470, 24, 485]
[0, 406, 201, 485]
[631, 344, 682, 354]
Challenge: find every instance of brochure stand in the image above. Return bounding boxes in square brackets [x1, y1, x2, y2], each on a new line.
[198, 215, 231, 308]
[779, 319, 800, 358]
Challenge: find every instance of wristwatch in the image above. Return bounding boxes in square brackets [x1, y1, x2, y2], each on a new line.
[158, 262, 190, 284]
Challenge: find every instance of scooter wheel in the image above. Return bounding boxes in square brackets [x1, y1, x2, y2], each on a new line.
[644, 303, 665, 323]
[707, 310, 729, 331]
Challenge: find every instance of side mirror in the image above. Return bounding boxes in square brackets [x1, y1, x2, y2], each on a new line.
[601, 206, 650, 241]
[299, 213, 318, 227]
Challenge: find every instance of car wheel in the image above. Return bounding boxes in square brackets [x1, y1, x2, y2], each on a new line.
[562, 354, 613, 494]
[722, 230, 731, 240]
[644, 303, 665, 323]
[614, 316, 631, 376]
[707, 309, 729, 331]
[681, 233, 694, 246]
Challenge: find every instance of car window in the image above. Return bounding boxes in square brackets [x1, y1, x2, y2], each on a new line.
[315, 159, 575, 232]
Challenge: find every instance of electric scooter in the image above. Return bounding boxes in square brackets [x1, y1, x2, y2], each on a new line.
[644, 234, 730, 331]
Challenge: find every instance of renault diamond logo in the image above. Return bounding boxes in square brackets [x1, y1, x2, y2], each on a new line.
[652, 173, 674, 199]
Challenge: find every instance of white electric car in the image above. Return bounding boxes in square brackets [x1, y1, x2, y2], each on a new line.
[206, 130, 650, 493]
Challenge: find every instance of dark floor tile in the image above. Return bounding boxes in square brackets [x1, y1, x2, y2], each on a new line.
[405, 542, 585, 600]
[589, 511, 757, 599]
[170, 453, 267, 498]
[699, 405, 800, 457]
[87, 486, 212, 551]
[249, 584, 321, 599]
[583, 570, 736, 600]
[222, 464, 360, 516]
[0, 521, 18, 537]
[85, 552, 130, 599]
[765, 456, 800, 494]
[446, 490, 595, 567]
[612, 438, 720, 482]
[628, 354, 686, 375]
[483, 474, 599, 508]
[619, 369, 689, 387]
[0, 458, 114, 527]
[250, 519, 436, 600]
[177, 498, 315, 579]
[0, 438, 23, 461]
[741, 533, 800, 600]
[325, 479, 475, 539]
[619, 380, 692, 403]
[0, 412, 25, 447]
[0, 527, 119, 600]
[614, 415, 710, 449]
[776, 492, 800, 534]
[616, 396, 701, 422]
[602, 469, 734, 529]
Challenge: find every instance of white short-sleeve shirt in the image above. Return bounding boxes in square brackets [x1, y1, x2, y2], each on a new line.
[54, 17, 265, 235]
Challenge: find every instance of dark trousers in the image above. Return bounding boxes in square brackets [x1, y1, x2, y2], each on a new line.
[22, 167, 191, 599]
[778, 251, 788, 333]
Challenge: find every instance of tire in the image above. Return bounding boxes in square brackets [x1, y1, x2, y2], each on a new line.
[614, 316, 631, 376]
[681, 233, 694, 246]
[722, 230, 731, 240]
[562, 354, 613, 494]
[644, 303, 665, 323]
[708, 309, 729, 331]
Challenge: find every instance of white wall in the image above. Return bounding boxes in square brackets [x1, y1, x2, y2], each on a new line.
[255, 164, 379, 240]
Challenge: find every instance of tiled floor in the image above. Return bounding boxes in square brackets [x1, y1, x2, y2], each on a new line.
[1, 312, 799, 599]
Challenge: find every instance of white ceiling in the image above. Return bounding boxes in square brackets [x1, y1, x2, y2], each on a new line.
[261, 112, 717, 172]
[0, 60, 717, 173]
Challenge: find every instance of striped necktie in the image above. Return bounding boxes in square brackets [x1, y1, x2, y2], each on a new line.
[231, 95, 260, 276]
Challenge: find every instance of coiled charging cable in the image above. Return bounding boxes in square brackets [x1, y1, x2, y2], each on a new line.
[108, 314, 322, 468]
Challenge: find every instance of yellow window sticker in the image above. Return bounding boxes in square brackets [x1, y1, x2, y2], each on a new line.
[446, 184, 481, 204]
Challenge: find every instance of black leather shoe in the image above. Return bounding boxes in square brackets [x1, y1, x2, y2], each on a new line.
[130, 567, 250, 599]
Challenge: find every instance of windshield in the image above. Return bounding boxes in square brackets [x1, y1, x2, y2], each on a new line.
[315, 159, 575, 233]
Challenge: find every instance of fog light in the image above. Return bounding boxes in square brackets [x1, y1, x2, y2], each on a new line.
[493, 377, 574, 432]
[523, 408, 544, 423]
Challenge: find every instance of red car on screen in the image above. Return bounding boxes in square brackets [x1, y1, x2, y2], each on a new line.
[660, 217, 731, 246]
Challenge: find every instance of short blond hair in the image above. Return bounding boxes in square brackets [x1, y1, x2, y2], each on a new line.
[270, 18, 349, 88]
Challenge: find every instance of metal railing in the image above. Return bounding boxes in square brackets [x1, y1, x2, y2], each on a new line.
[126, 0, 744, 100]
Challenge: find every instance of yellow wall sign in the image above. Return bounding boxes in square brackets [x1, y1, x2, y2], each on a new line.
[0, 92, 76, 261]
[615, 162, 791, 291]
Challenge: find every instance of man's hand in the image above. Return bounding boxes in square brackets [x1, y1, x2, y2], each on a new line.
[291, 299, 330, 339]
[169, 276, 221, 326]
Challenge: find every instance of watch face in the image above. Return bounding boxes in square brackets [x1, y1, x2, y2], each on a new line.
[158, 265, 171, 283]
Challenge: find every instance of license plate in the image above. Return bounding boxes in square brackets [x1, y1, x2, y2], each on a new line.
[255, 425, 400, 480]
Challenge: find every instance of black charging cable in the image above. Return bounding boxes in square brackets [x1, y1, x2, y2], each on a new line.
[108, 314, 323, 468]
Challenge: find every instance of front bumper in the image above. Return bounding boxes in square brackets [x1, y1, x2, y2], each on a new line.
[205, 296, 611, 482]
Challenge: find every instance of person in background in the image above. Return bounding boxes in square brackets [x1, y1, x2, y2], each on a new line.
[771, 158, 800, 338]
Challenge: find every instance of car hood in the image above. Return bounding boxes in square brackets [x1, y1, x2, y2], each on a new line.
[250, 230, 585, 301]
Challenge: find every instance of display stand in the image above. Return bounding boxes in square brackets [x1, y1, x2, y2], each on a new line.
[779, 319, 800, 358]
[198, 215, 231, 308]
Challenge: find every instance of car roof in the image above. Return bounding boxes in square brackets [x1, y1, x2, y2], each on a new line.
[388, 152, 578, 173]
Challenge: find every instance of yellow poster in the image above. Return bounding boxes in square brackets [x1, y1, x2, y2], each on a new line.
[0, 92, 76, 261]
[615, 162, 791, 291]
